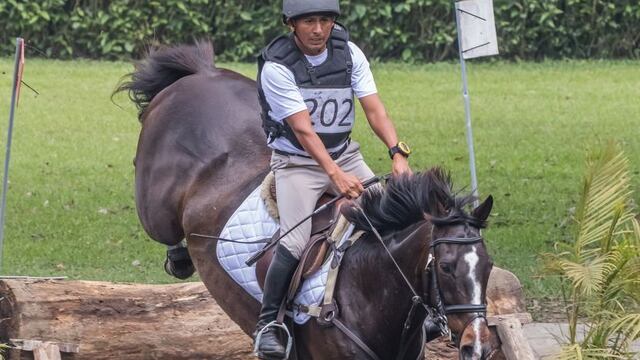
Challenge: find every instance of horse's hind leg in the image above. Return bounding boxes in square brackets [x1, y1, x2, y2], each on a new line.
[164, 240, 195, 280]
[138, 210, 195, 280]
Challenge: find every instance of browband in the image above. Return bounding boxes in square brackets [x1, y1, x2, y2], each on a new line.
[430, 236, 483, 248]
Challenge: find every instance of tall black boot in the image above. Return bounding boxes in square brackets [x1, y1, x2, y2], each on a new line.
[253, 245, 299, 360]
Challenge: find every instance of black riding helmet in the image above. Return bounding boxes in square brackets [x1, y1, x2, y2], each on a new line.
[282, 0, 340, 24]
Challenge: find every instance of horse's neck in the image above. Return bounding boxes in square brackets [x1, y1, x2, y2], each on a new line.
[336, 221, 430, 356]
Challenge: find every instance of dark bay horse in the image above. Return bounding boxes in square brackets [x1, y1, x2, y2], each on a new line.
[116, 41, 495, 359]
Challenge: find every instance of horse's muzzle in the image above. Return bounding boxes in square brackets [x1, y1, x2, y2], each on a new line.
[458, 343, 493, 360]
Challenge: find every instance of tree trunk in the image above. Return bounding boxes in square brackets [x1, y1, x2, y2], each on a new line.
[0, 279, 252, 360]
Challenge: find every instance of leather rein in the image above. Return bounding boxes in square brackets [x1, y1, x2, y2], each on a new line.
[327, 207, 487, 360]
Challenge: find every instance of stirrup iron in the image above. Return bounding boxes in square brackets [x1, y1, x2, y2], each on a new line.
[253, 320, 293, 359]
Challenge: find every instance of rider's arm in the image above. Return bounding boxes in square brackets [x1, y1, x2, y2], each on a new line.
[285, 112, 364, 198]
[359, 94, 411, 176]
[359, 93, 398, 149]
[349, 42, 411, 176]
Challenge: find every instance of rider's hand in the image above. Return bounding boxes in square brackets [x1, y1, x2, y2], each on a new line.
[329, 169, 365, 199]
[392, 154, 412, 176]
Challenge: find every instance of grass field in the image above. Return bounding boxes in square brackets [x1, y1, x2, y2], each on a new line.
[0, 58, 638, 299]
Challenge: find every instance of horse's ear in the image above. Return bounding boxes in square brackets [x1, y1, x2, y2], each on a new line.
[472, 195, 493, 222]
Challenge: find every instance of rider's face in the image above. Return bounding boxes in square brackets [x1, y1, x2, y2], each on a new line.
[289, 14, 335, 56]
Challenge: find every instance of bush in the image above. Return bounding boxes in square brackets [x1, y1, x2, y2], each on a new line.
[0, 0, 638, 62]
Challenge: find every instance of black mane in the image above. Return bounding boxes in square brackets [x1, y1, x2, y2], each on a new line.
[342, 167, 487, 232]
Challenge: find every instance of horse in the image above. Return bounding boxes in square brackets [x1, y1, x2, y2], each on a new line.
[115, 41, 495, 360]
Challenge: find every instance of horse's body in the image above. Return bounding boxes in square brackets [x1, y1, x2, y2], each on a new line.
[119, 41, 494, 359]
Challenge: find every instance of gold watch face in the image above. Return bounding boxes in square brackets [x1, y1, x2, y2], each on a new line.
[398, 141, 411, 155]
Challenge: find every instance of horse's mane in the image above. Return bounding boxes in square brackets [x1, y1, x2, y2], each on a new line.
[342, 167, 487, 232]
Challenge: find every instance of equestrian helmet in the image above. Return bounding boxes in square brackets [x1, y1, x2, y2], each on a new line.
[282, 0, 340, 22]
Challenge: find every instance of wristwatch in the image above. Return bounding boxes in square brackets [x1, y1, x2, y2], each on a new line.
[388, 141, 411, 160]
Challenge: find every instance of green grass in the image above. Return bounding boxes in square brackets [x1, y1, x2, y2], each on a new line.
[0, 58, 638, 298]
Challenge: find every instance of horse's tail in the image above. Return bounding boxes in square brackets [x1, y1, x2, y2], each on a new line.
[114, 40, 215, 120]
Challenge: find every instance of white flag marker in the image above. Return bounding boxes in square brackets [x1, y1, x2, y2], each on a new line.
[457, 0, 499, 59]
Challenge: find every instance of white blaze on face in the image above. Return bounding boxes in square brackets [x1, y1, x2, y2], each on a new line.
[464, 245, 482, 357]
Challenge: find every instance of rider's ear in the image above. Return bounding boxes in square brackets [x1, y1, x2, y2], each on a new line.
[286, 18, 296, 31]
[472, 195, 493, 222]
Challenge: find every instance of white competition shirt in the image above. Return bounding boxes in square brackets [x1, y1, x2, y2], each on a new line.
[260, 41, 378, 154]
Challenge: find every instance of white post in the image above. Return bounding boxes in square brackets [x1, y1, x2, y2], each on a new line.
[455, 5, 480, 208]
[0, 37, 24, 272]
[453, 0, 499, 207]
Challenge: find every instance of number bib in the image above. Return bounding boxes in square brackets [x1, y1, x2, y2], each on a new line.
[301, 87, 355, 135]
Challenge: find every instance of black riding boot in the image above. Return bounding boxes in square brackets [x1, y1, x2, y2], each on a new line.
[253, 245, 299, 360]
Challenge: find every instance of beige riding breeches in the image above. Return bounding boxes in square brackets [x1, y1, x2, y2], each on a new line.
[270, 141, 375, 259]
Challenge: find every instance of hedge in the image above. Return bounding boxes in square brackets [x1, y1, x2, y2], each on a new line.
[0, 0, 638, 62]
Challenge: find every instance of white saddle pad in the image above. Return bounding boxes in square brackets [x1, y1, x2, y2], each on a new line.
[216, 185, 353, 325]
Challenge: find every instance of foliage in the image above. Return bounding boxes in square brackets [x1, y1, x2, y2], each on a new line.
[544, 142, 640, 359]
[0, 343, 8, 360]
[0, 0, 212, 60]
[0, 1, 639, 62]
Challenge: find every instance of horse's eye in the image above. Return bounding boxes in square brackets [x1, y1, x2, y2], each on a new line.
[439, 262, 453, 274]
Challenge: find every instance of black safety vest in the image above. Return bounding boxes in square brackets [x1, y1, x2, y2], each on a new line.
[257, 23, 354, 152]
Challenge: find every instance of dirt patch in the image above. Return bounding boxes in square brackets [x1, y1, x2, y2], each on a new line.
[527, 297, 568, 322]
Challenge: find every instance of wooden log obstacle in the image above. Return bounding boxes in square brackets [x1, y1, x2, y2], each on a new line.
[0, 267, 534, 359]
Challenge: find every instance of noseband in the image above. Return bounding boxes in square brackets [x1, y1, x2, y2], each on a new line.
[426, 235, 488, 345]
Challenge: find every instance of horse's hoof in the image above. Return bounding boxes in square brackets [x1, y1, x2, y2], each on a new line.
[164, 247, 195, 280]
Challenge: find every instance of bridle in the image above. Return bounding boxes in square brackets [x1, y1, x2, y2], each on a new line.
[425, 235, 488, 347]
[335, 207, 489, 360]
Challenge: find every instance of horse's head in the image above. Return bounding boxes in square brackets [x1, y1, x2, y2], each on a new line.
[426, 195, 494, 360]
[342, 169, 495, 359]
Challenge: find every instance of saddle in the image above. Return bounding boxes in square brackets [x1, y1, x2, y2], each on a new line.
[255, 173, 350, 291]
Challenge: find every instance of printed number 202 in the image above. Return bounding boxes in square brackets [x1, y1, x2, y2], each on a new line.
[305, 98, 353, 127]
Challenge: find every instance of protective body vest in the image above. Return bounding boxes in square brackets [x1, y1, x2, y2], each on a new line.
[257, 24, 354, 152]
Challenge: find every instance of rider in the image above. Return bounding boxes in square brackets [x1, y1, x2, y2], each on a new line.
[254, 0, 412, 358]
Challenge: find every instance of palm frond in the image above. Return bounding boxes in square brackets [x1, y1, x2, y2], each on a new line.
[610, 313, 640, 345]
[555, 344, 626, 360]
[545, 142, 640, 357]
[574, 143, 632, 253]
[0, 343, 8, 360]
[632, 218, 640, 247]
[558, 256, 616, 296]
